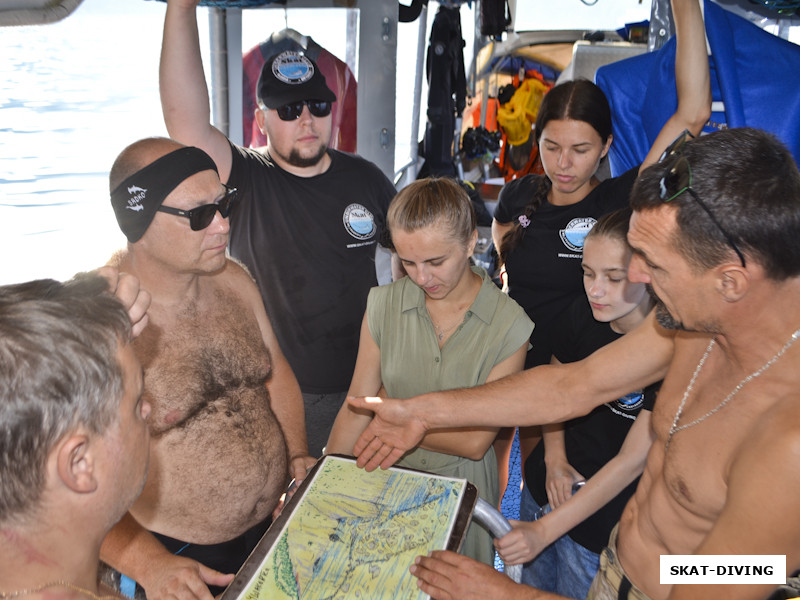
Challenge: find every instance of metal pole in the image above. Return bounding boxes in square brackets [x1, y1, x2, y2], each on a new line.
[346, 8, 359, 77]
[407, 2, 428, 183]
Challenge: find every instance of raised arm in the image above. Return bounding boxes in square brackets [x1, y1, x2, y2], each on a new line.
[350, 310, 674, 471]
[640, 0, 711, 170]
[160, 0, 233, 180]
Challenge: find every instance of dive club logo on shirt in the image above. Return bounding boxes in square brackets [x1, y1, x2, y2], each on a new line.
[126, 185, 147, 212]
[612, 390, 644, 412]
[272, 51, 314, 84]
[343, 204, 376, 241]
[559, 217, 597, 252]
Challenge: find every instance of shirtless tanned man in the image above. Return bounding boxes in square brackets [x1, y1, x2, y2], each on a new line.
[160, 0, 396, 458]
[99, 137, 314, 600]
[349, 127, 800, 600]
[0, 274, 150, 600]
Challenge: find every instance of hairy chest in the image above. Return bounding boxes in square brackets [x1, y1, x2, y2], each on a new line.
[135, 297, 272, 435]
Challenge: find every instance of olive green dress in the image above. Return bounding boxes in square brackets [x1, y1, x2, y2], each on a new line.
[366, 266, 534, 564]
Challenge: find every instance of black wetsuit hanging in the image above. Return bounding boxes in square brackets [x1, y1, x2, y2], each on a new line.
[422, 4, 466, 177]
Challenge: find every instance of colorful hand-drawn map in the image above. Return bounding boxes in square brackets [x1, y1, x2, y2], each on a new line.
[229, 456, 473, 600]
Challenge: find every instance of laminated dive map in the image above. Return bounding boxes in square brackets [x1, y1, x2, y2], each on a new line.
[220, 454, 477, 600]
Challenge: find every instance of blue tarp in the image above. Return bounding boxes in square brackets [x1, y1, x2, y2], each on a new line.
[596, 0, 800, 176]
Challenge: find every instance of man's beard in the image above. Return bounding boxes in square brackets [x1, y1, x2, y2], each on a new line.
[646, 284, 685, 331]
[286, 144, 328, 168]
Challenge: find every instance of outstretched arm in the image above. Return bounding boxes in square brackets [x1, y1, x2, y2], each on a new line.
[416, 342, 526, 460]
[329, 318, 525, 462]
[640, 0, 711, 170]
[161, 0, 233, 180]
[496, 410, 654, 565]
[351, 310, 674, 471]
[101, 513, 233, 600]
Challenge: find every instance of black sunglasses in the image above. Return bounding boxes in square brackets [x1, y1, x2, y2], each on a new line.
[157, 185, 237, 231]
[275, 99, 332, 121]
[658, 130, 746, 267]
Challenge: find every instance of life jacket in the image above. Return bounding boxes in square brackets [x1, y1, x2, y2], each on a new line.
[495, 71, 551, 181]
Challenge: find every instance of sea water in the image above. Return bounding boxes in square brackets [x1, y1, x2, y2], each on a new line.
[0, 0, 170, 284]
[0, 0, 422, 285]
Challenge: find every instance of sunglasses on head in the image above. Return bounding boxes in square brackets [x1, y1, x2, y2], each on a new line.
[157, 185, 237, 231]
[658, 130, 747, 267]
[275, 99, 332, 121]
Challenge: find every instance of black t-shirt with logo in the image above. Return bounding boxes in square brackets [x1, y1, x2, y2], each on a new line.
[227, 144, 395, 394]
[524, 294, 658, 554]
[494, 168, 637, 367]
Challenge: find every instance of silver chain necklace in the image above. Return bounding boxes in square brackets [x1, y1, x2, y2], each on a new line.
[665, 327, 800, 452]
[432, 317, 461, 342]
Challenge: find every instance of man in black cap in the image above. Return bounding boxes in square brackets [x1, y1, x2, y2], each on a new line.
[100, 137, 312, 600]
[160, 0, 396, 461]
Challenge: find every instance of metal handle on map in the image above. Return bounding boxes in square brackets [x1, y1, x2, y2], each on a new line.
[472, 497, 522, 583]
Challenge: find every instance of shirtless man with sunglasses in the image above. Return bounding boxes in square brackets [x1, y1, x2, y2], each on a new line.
[160, 0, 397, 464]
[100, 137, 311, 600]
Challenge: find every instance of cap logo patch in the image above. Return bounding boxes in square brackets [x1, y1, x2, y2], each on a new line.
[272, 51, 314, 84]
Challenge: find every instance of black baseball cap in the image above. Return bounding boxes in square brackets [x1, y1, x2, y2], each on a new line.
[256, 50, 336, 109]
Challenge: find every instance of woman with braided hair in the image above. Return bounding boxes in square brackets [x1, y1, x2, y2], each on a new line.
[493, 78, 638, 370]
[491, 0, 712, 587]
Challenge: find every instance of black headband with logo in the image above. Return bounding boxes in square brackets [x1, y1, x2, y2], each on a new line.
[110, 146, 218, 243]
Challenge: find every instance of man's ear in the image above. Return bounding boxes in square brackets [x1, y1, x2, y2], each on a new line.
[254, 108, 269, 138]
[716, 264, 750, 302]
[56, 434, 98, 494]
